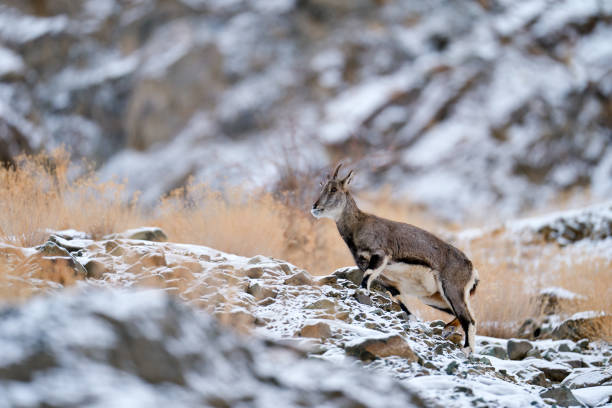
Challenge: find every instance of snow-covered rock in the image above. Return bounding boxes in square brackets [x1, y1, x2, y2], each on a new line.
[509, 202, 612, 246]
[0, 289, 427, 408]
[1, 232, 611, 407]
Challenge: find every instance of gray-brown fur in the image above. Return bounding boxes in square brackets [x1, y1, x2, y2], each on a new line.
[312, 163, 478, 353]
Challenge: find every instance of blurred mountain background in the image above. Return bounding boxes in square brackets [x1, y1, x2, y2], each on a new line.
[0, 0, 610, 221]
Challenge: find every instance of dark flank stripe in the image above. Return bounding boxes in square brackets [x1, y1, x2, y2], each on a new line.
[395, 257, 432, 268]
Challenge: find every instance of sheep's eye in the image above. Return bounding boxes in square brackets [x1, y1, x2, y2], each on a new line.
[330, 187, 337, 193]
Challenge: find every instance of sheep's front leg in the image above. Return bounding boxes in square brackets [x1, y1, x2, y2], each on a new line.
[362, 251, 389, 293]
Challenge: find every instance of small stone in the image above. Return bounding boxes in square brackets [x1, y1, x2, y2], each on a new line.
[105, 240, 125, 256]
[523, 370, 551, 387]
[141, 253, 167, 268]
[305, 299, 336, 313]
[84, 259, 108, 279]
[576, 339, 589, 350]
[471, 356, 492, 366]
[299, 322, 331, 339]
[245, 267, 264, 279]
[445, 361, 460, 375]
[345, 335, 419, 362]
[36, 241, 71, 257]
[335, 311, 350, 321]
[540, 386, 582, 407]
[530, 361, 572, 382]
[563, 360, 586, 369]
[283, 271, 313, 286]
[365, 322, 381, 330]
[433, 343, 450, 355]
[258, 298, 275, 307]
[354, 313, 366, 321]
[526, 348, 542, 359]
[248, 256, 265, 264]
[317, 275, 337, 286]
[543, 350, 558, 361]
[279, 263, 292, 275]
[481, 345, 508, 360]
[453, 386, 473, 396]
[430, 320, 446, 328]
[332, 267, 364, 286]
[108, 227, 168, 242]
[558, 343, 572, 352]
[507, 339, 533, 360]
[47, 235, 88, 252]
[246, 282, 277, 301]
[447, 332, 463, 347]
[354, 291, 372, 305]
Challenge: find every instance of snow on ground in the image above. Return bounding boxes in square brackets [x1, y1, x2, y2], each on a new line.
[539, 287, 586, 301]
[1, 230, 611, 407]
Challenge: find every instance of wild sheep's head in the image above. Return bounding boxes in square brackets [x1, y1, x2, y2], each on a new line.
[311, 163, 354, 221]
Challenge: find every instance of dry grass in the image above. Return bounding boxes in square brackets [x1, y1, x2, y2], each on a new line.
[155, 185, 352, 274]
[1, 151, 610, 339]
[463, 231, 612, 339]
[0, 150, 145, 246]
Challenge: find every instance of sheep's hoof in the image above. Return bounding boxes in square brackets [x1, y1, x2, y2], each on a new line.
[462, 346, 473, 357]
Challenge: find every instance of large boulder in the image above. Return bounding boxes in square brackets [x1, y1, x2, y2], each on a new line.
[552, 312, 612, 342]
[562, 368, 612, 389]
[0, 289, 427, 408]
[104, 227, 168, 242]
[537, 287, 585, 315]
[534, 204, 612, 245]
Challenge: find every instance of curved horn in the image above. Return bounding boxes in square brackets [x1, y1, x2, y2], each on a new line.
[331, 162, 343, 179]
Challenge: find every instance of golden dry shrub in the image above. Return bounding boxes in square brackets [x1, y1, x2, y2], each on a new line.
[0, 149, 144, 247]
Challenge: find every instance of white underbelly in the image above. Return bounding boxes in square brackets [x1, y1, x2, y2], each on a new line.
[380, 262, 439, 298]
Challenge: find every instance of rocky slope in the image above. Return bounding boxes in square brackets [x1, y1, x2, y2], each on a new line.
[0, 289, 428, 408]
[1, 227, 611, 407]
[0, 0, 611, 218]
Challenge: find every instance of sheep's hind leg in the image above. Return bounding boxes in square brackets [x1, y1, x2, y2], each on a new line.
[422, 293, 457, 336]
[392, 295, 413, 321]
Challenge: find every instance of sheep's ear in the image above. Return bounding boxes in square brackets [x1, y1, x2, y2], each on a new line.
[342, 170, 354, 189]
[331, 162, 343, 179]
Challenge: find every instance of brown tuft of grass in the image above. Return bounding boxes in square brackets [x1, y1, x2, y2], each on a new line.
[155, 184, 353, 275]
[0, 149, 144, 246]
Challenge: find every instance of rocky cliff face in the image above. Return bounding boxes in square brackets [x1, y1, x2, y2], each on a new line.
[0, 0, 611, 218]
